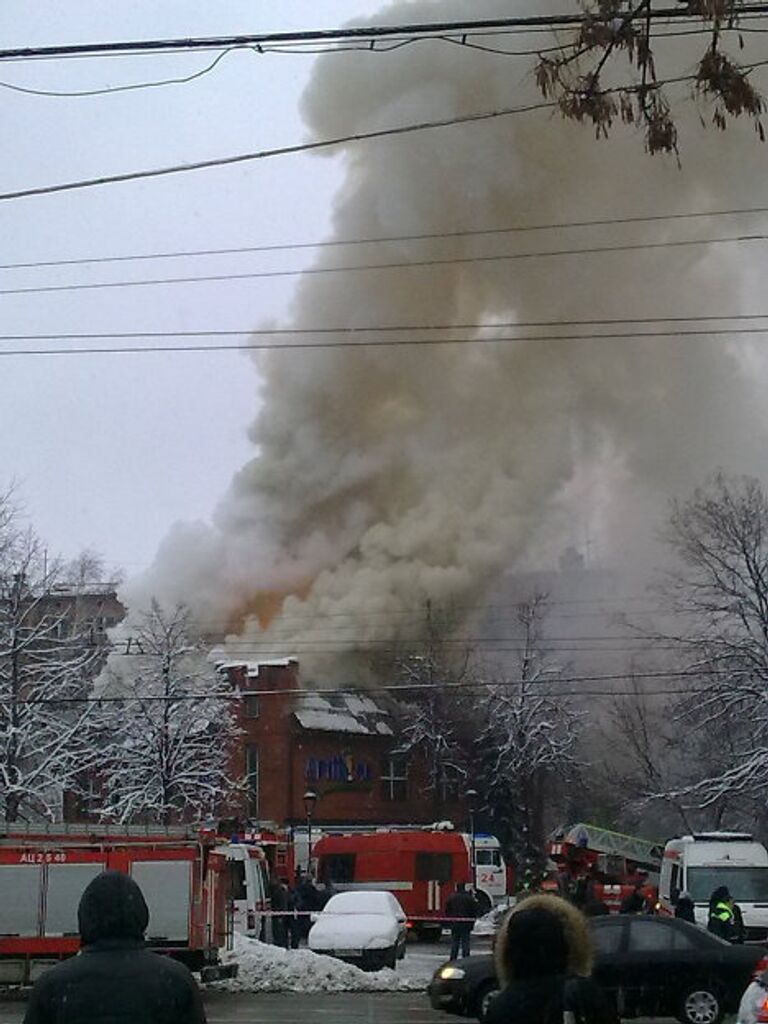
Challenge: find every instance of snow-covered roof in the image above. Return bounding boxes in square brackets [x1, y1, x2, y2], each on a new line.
[215, 658, 298, 677]
[294, 692, 393, 736]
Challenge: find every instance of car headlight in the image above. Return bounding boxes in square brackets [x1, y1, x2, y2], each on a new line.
[439, 966, 466, 980]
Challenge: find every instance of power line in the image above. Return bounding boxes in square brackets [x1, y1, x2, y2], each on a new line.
[3, 19, 763, 69]
[1, 22, 758, 97]
[0, 689, 700, 705]
[159, 643, 688, 655]
[8, 8, 765, 63]
[0, 17, 591, 62]
[172, 631, 678, 645]
[4, 51, 768, 202]
[0, 666, 736, 707]
[6, 203, 768, 271]
[135, 596, 672, 627]
[3, 312, 768, 343]
[0, 98, 556, 203]
[0, 48, 236, 98]
[3, 233, 767, 297]
[1, 324, 767, 358]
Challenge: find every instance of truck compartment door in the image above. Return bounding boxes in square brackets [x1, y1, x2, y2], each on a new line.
[45, 862, 106, 936]
[130, 860, 192, 943]
[0, 863, 42, 936]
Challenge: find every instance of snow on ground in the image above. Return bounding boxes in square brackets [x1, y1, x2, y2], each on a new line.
[218, 935, 440, 994]
[473, 899, 512, 937]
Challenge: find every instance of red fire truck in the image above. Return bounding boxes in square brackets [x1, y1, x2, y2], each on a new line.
[547, 823, 662, 912]
[0, 823, 240, 986]
[314, 828, 509, 939]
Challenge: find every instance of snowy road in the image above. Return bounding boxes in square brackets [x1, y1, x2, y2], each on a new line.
[0, 940, 673, 1022]
[0, 991, 682, 1024]
[0, 992, 444, 1024]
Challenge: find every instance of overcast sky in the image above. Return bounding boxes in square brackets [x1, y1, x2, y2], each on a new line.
[0, 1, 389, 577]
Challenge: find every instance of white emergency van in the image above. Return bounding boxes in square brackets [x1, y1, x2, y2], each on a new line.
[223, 842, 272, 940]
[659, 832, 768, 940]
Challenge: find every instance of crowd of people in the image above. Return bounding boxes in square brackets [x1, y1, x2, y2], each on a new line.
[17, 859, 755, 1024]
[268, 871, 335, 949]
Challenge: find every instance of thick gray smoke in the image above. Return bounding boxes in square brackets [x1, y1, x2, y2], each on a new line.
[127, 0, 768, 680]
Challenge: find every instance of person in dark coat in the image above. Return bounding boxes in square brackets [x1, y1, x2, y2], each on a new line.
[445, 882, 479, 960]
[674, 890, 696, 924]
[270, 878, 289, 948]
[583, 894, 610, 917]
[283, 879, 301, 950]
[295, 873, 319, 941]
[619, 881, 646, 915]
[487, 894, 618, 1024]
[23, 870, 206, 1024]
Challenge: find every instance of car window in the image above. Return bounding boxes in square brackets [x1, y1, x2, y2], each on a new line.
[670, 863, 681, 895]
[670, 928, 698, 950]
[591, 923, 624, 955]
[415, 852, 452, 882]
[626, 921, 675, 950]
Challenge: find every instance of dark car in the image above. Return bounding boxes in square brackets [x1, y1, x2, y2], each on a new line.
[428, 914, 767, 1024]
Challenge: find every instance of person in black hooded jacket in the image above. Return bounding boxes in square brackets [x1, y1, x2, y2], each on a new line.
[487, 894, 618, 1024]
[23, 870, 206, 1024]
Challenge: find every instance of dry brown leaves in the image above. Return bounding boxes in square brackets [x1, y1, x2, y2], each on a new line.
[533, 0, 764, 157]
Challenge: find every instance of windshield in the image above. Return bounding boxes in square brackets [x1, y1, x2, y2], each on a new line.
[323, 892, 394, 915]
[687, 867, 768, 902]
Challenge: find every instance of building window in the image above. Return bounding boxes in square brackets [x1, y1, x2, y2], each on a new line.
[245, 694, 260, 719]
[380, 757, 408, 801]
[440, 765, 463, 803]
[246, 744, 259, 818]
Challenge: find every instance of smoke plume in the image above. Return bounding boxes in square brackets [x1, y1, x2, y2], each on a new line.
[126, 0, 768, 680]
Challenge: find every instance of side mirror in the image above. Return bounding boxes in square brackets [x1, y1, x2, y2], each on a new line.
[396, 913, 406, 923]
[310, 912, 319, 924]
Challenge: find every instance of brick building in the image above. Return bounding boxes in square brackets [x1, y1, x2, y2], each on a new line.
[29, 581, 125, 659]
[221, 660, 469, 830]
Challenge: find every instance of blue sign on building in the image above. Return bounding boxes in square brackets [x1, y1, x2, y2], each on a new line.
[306, 753, 372, 783]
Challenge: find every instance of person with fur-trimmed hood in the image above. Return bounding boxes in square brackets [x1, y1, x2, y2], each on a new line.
[487, 894, 618, 1024]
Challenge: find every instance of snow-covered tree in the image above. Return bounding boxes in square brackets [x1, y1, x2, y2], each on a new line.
[391, 603, 474, 810]
[0, 511, 100, 822]
[95, 601, 240, 824]
[646, 473, 768, 826]
[475, 596, 582, 874]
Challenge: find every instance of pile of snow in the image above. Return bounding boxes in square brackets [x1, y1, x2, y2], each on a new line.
[474, 899, 514, 937]
[217, 935, 435, 993]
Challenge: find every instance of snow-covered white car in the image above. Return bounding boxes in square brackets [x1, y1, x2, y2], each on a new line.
[308, 890, 407, 971]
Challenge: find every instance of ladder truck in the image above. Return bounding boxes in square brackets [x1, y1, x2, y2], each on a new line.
[547, 822, 663, 912]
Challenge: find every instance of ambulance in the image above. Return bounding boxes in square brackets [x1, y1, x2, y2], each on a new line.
[659, 832, 768, 940]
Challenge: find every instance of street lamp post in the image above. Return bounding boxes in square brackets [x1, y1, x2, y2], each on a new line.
[303, 789, 317, 877]
[465, 788, 479, 892]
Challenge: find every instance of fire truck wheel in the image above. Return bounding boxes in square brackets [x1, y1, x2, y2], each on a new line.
[474, 980, 500, 1021]
[415, 924, 442, 942]
[676, 983, 723, 1024]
